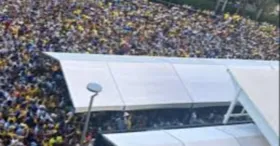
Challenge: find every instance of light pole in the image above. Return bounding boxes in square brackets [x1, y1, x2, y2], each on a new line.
[80, 83, 102, 145]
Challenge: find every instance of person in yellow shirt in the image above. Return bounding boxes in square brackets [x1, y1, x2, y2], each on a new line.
[82, 14, 91, 20]
[49, 137, 56, 146]
[77, 24, 84, 32]
[232, 14, 241, 22]
[126, 116, 132, 130]
[113, 11, 119, 17]
[100, 37, 107, 43]
[120, 38, 128, 46]
[127, 22, 133, 27]
[8, 116, 16, 124]
[18, 107, 27, 119]
[26, 85, 39, 97]
[0, 59, 6, 67]
[56, 135, 63, 144]
[11, 25, 19, 38]
[98, 1, 104, 7]
[73, 9, 82, 15]
[224, 13, 230, 20]
[25, 95, 32, 101]
[48, 132, 64, 146]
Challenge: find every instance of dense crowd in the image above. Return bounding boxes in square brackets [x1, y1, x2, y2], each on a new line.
[87, 106, 249, 134]
[0, 0, 278, 145]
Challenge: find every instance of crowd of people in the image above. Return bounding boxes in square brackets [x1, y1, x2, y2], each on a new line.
[93, 107, 250, 146]
[0, 0, 278, 145]
[86, 106, 249, 134]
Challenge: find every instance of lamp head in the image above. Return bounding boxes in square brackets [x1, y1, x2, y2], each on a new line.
[87, 83, 102, 93]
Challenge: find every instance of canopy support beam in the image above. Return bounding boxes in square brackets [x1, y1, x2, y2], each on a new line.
[223, 89, 249, 124]
[223, 89, 240, 124]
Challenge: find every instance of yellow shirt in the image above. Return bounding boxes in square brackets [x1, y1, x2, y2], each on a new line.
[7, 132, 16, 138]
[127, 119, 132, 130]
[49, 137, 56, 146]
[127, 22, 133, 27]
[92, 29, 98, 36]
[113, 11, 119, 17]
[23, 54, 30, 62]
[98, 2, 103, 7]
[19, 110, 27, 118]
[145, 11, 151, 16]
[11, 26, 19, 36]
[15, 105, 21, 110]
[233, 14, 240, 21]
[100, 38, 107, 42]
[78, 25, 84, 32]
[0, 59, 6, 67]
[25, 95, 32, 101]
[43, 39, 48, 45]
[0, 131, 6, 136]
[120, 39, 126, 45]
[8, 117, 16, 123]
[184, 53, 189, 58]
[82, 14, 91, 20]
[30, 87, 39, 96]
[73, 9, 82, 15]
[55, 123, 60, 129]
[224, 13, 230, 20]
[56, 136, 63, 143]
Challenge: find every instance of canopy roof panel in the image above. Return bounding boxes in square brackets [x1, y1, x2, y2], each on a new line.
[60, 60, 125, 112]
[166, 126, 240, 146]
[217, 124, 269, 146]
[229, 68, 279, 146]
[173, 64, 239, 107]
[108, 62, 192, 110]
[103, 124, 269, 146]
[104, 130, 183, 146]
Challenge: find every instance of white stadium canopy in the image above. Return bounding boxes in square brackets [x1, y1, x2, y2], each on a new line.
[225, 68, 279, 146]
[216, 124, 271, 146]
[104, 130, 183, 146]
[44, 52, 278, 113]
[103, 124, 269, 146]
[165, 126, 240, 146]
